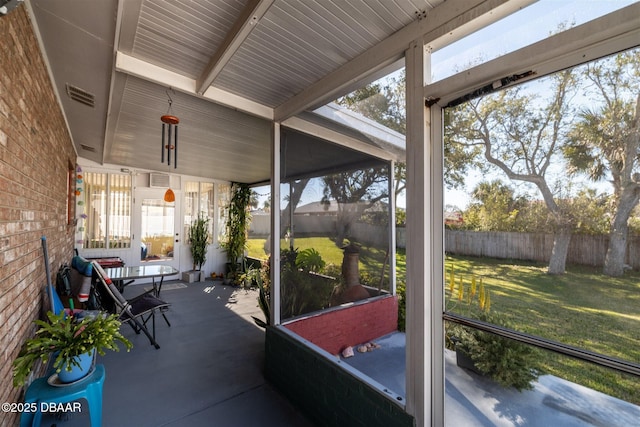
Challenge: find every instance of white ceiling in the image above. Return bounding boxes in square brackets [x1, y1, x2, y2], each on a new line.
[26, 0, 530, 183]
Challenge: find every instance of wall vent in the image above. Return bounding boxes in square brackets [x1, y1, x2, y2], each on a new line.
[149, 173, 170, 188]
[65, 83, 95, 108]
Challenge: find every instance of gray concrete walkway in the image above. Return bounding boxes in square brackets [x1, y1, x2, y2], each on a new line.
[344, 332, 640, 427]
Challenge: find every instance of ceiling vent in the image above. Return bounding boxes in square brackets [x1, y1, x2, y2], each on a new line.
[65, 83, 95, 108]
[149, 173, 170, 188]
[79, 144, 96, 152]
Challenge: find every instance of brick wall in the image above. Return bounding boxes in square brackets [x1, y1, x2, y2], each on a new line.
[266, 326, 413, 427]
[285, 295, 398, 355]
[0, 5, 76, 426]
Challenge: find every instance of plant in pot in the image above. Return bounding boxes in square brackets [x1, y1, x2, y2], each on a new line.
[13, 311, 132, 387]
[453, 311, 539, 391]
[445, 269, 539, 391]
[237, 265, 259, 288]
[251, 257, 271, 328]
[221, 183, 252, 284]
[186, 214, 210, 282]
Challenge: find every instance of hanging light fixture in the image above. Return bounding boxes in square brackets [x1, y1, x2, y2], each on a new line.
[161, 90, 179, 169]
[163, 188, 175, 203]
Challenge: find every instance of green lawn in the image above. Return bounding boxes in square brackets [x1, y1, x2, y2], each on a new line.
[248, 237, 343, 264]
[247, 237, 388, 273]
[248, 238, 639, 404]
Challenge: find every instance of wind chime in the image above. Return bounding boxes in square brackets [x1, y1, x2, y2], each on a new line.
[161, 90, 178, 202]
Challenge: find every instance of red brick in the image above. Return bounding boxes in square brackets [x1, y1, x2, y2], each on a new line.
[0, 5, 76, 412]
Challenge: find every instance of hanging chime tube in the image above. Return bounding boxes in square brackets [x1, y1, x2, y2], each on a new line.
[167, 123, 172, 166]
[173, 124, 178, 169]
[161, 123, 166, 163]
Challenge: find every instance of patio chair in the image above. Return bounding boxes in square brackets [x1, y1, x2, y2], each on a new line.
[90, 261, 170, 349]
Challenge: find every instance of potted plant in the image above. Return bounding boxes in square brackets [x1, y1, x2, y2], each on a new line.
[13, 311, 132, 387]
[221, 183, 252, 282]
[445, 270, 539, 391]
[251, 258, 271, 328]
[185, 214, 210, 283]
[237, 265, 259, 288]
[452, 311, 539, 391]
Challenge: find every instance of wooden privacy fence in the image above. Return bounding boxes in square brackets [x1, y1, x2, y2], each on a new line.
[444, 230, 640, 270]
[251, 220, 640, 270]
[250, 215, 389, 247]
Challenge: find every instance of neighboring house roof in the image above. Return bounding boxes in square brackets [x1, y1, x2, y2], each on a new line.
[295, 201, 338, 215]
[295, 200, 390, 215]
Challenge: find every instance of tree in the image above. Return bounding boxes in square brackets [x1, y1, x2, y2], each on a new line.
[463, 180, 527, 231]
[321, 166, 389, 247]
[336, 71, 481, 193]
[463, 185, 611, 235]
[447, 69, 577, 274]
[564, 50, 640, 276]
[280, 179, 309, 241]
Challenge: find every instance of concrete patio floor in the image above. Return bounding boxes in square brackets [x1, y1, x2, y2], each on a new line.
[36, 280, 313, 427]
[33, 280, 639, 427]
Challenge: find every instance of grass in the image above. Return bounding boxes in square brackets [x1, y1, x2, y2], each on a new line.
[248, 237, 343, 265]
[248, 238, 639, 404]
[247, 237, 390, 279]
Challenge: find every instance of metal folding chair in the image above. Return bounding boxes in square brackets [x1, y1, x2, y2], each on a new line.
[90, 261, 170, 349]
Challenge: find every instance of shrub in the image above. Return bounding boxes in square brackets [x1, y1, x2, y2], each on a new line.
[455, 311, 540, 391]
[445, 266, 539, 391]
[397, 280, 406, 332]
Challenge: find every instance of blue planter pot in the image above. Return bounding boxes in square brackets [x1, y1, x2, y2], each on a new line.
[58, 349, 95, 383]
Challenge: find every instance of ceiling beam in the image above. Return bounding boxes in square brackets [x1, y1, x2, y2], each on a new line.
[115, 51, 274, 120]
[274, 0, 535, 122]
[426, 3, 640, 106]
[195, 0, 275, 95]
[116, 0, 143, 54]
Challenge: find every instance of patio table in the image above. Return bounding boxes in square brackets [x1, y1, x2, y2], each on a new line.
[105, 265, 178, 297]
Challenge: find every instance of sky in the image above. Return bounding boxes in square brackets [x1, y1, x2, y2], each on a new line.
[431, 0, 638, 209]
[431, 0, 637, 82]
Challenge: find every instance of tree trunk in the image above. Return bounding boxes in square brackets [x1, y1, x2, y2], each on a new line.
[547, 228, 571, 275]
[604, 228, 628, 277]
[280, 179, 309, 239]
[603, 189, 638, 276]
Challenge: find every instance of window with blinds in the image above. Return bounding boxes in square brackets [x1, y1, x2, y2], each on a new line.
[184, 181, 215, 242]
[83, 172, 132, 249]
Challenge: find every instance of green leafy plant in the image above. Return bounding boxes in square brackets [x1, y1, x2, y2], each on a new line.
[222, 183, 252, 277]
[252, 261, 271, 329]
[397, 280, 406, 332]
[445, 267, 538, 391]
[460, 311, 539, 391]
[237, 265, 259, 287]
[188, 214, 210, 271]
[13, 311, 132, 387]
[279, 248, 334, 319]
[296, 248, 326, 272]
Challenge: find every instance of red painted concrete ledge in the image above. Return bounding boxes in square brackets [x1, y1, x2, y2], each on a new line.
[284, 295, 398, 355]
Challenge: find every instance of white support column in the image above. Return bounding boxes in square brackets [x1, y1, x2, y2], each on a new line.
[389, 160, 397, 295]
[270, 122, 281, 326]
[405, 39, 444, 426]
[430, 106, 445, 426]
